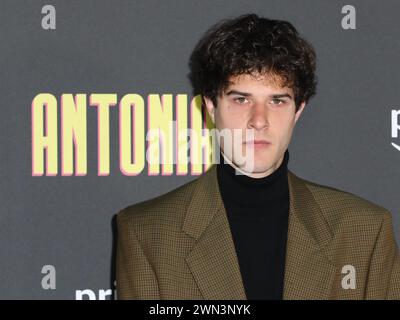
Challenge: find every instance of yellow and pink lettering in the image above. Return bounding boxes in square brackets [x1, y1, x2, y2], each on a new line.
[119, 94, 145, 175]
[89, 94, 117, 176]
[147, 94, 174, 176]
[190, 95, 213, 175]
[32, 93, 58, 176]
[61, 94, 87, 176]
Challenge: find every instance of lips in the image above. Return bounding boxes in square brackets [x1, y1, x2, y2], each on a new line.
[244, 140, 270, 145]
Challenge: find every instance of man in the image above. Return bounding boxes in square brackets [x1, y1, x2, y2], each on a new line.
[116, 14, 400, 299]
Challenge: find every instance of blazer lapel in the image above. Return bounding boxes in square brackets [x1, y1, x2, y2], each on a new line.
[183, 164, 247, 299]
[183, 164, 337, 300]
[283, 170, 337, 299]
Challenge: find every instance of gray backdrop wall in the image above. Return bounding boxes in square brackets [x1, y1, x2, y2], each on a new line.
[1, 0, 399, 299]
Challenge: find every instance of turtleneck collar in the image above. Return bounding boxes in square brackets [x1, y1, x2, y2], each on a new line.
[216, 149, 290, 208]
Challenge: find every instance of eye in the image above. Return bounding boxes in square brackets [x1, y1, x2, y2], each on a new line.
[271, 98, 285, 105]
[234, 97, 249, 104]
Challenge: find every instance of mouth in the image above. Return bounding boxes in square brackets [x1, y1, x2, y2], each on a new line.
[243, 140, 271, 148]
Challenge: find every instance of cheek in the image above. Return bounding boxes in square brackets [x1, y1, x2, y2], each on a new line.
[272, 115, 296, 136]
[276, 109, 295, 124]
[215, 108, 245, 129]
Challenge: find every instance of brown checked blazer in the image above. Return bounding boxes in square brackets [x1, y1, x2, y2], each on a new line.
[116, 164, 400, 300]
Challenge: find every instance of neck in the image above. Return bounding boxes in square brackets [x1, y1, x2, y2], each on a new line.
[219, 148, 288, 179]
[216, 149, 290, 207]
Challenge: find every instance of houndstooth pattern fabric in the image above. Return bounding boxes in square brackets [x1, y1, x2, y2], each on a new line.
[116, 164, 400, 300]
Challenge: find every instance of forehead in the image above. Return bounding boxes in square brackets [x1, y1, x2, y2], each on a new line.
[224, 72, 292, 93]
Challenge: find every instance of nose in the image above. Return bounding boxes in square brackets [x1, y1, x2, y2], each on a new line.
[247, 102, 269, 130]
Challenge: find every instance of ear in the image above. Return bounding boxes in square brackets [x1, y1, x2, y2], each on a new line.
[294, 101, 306, 123]
[203, 96, 216, 124]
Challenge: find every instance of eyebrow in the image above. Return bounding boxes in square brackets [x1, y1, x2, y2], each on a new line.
[225, 90, 293, 100]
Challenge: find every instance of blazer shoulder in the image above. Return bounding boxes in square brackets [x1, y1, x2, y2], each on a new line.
[296, 174, 392, 230]
[117, 175, 201, 231]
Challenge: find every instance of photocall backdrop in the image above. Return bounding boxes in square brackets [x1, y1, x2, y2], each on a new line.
[1, 0, 399, 299]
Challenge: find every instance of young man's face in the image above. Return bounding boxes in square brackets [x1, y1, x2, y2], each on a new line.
[204, 73, 306, 178]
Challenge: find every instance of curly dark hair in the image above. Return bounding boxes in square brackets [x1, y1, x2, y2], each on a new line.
[188, 13, 317, 111]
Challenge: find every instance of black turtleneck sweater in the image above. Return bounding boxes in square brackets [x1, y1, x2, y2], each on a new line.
[216, 149, 290, 300]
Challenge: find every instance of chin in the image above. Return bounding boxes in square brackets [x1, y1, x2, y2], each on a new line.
[237, 161, 272, 174]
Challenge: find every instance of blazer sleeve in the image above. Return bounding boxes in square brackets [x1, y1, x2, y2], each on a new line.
[116, 210, 160, 299]
[366, 211, 400, 299]
[386, 214, 400, 300]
